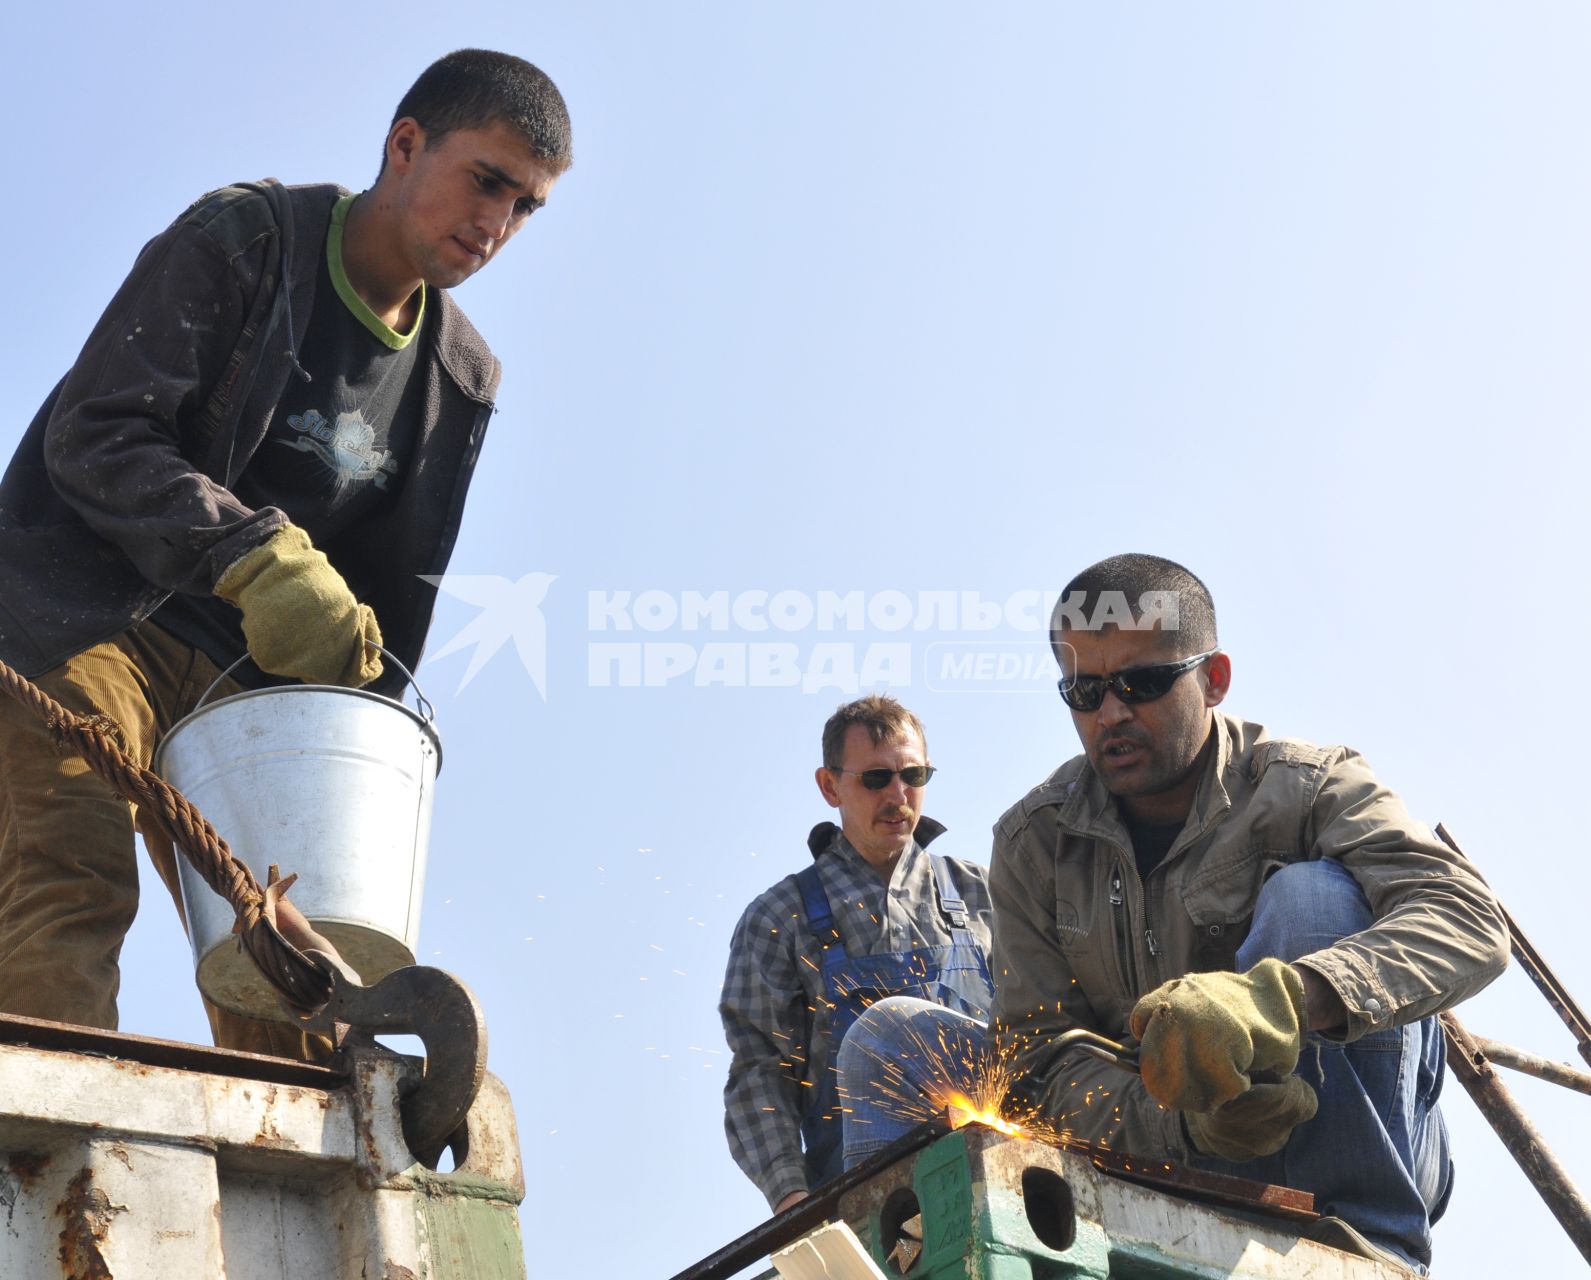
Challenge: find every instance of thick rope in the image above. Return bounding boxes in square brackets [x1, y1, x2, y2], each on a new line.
[0, 655, 332, 1013]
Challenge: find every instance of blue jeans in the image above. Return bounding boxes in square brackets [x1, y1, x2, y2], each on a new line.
[837, 859, 1450, 1272]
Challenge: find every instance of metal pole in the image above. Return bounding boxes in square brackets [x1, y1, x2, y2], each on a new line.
[1468, 1035, 1591, 1097]
[1436, 824, 1591, 1069]
[665, 1122, 945, 1280]
[1442, 1012, 1591, 1264]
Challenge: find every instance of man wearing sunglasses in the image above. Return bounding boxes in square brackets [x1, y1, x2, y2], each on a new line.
[838, 554, 1507, 1272]
[719, 695, 995, 1214]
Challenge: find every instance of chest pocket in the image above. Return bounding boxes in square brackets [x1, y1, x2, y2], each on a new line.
[1180, 848, 1262, 973]
[1178, 738, 1334, 971]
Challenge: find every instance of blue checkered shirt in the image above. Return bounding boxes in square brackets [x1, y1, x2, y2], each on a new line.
[719, 824, 993, 1208]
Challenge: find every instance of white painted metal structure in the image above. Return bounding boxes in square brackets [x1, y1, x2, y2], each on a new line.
[0, 1022, 525, 1279]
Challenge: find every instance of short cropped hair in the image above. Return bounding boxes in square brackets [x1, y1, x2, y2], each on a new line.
[389, 48, 573, 171]
[821, 695, 928, 771]
[1050, 553, 1218, 661]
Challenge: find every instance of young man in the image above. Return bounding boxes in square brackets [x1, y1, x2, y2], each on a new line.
[837, 555, 1508, 1272]
[720, 695, 995, 1213]
[0, 49, 571, 1057]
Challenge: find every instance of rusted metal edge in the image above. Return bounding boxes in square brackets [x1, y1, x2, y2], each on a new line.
[0, 1011, 343, 1089]
[1469, 1035, 1591, 1097]
[1436, 824, 1591, 1070]
[1442, 1012, 1591, 1264]
[1083, 1143, 1317, 1223]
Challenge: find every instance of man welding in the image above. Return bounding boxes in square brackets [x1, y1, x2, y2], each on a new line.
[836, 554, 1508, 1272]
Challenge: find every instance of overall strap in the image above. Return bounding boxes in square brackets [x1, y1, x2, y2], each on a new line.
[929, 855, 995, 1016]
[929, 853, 968, 927]
[795, 864, 846, 957]
[930, 854, 978, 948]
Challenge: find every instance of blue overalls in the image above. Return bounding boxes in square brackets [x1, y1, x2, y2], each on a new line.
[795, 851, 994, 1188]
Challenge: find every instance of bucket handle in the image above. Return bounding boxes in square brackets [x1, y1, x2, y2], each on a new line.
[195, 645, 436, 723]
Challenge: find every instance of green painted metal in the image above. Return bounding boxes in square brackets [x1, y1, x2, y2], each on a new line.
[764, 1129, 1377, 1279]
[419, 1193, 528, 1280]
[916, 1130, 975, 1275]
[848, 1130, 1110, 1280]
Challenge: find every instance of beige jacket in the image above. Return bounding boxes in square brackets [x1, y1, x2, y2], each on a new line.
[990, 714, 1509, 1161]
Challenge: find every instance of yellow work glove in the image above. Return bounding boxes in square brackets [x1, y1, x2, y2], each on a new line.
[1184, 1076, 1318, 1163]
[1128, 957, 1307, 1113]
[215, 525, 383, 687]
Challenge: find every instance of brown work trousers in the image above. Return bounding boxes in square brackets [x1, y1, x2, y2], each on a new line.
[0, 624, 325, 1060]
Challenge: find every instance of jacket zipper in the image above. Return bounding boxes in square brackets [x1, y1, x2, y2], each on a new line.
[1142, 860, 1162, 984]
[1109, 866, 1140, 993]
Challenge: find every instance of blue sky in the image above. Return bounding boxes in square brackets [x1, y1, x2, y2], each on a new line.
[5, 4, 1590, 1275]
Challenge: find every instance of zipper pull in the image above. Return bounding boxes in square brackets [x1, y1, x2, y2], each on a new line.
[1145, 928, 1161, 957]
[1109, 872, 1123, 906]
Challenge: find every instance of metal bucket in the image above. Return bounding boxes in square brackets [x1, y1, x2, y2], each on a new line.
[154, 651, 442, 1019]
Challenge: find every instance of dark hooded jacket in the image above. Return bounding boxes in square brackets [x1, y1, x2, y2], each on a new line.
[0, 180, 499, 697]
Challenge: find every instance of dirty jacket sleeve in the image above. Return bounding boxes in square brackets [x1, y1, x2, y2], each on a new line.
[720, 892, 813, 1209]
[1291, 748, 1509, 1041]
[40, 202, 288, 596]
[990, 810, 1191, 1162]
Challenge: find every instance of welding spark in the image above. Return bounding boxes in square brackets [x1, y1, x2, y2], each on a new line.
[843, 1014, 1067, 1148]
[945, 1097, 1025, 1137]
[842, 1016, 1139, 1157]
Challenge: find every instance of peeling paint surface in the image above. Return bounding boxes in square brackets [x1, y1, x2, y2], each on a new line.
[55, 1168, 127, 1280]
[1, 1036, 524, 1278]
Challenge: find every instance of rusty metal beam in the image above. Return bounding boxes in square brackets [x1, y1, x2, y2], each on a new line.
[1469, 1035, 1591, 1097]
[1082, 1143, 1316, 1222]
[1437, 824, 1591, 1069]
[0, 1011, 343, 1090]
[1442, 1012, 1591, 1264]
[665, 1122, 946, 1280]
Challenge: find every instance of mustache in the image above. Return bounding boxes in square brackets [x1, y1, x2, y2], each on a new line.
[1096, 729, 1149, 750]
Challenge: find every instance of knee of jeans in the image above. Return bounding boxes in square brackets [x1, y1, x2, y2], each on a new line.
[1238, 859, 1374, 967]
[837, 996, 935, 1083]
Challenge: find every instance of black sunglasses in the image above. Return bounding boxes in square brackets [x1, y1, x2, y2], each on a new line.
[1057, 648, 1218, 712]
[831, 765, 937, 790]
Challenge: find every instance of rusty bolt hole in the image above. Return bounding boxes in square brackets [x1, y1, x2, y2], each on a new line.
[1022, 1165, 1076, 1252]
[880, 1186, 922, 1274]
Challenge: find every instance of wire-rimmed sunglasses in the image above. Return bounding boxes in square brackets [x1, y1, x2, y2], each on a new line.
[830, 765, 937, 790]
[1057, 648, 1218, 713]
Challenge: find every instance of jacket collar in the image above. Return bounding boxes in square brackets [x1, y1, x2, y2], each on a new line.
[806, 815, 946, 860]
[268, 182, 501, 405]
[1056, 713, 1239, 850]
